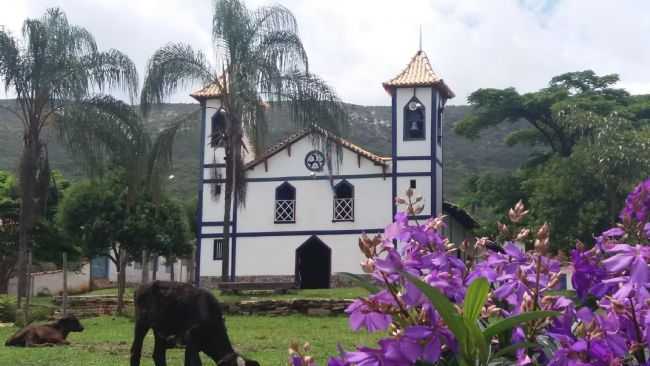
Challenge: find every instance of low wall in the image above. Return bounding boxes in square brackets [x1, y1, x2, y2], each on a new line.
[199, 273, 367, 289]
[53, 295, 353, 318]
[8, 263, 91, 296]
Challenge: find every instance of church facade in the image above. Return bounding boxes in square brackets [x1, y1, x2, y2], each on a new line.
[192, 50, 469, 288]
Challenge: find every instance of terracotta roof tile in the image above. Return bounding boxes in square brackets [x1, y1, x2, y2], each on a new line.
[190, 76, 227, 100]
[383, 51, 455, 99]
[245, 125, 389, 170]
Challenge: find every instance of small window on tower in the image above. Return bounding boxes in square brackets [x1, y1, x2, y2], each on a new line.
[404, 97, 425, 140]
[410, 180, 417, 189]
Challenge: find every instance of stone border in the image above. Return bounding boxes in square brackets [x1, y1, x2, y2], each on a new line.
[53, 296, 354, 318]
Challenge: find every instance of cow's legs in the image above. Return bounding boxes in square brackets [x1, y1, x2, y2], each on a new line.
[129, 321, 150, 366]
[184, 343, 202, 366]
[152, 334, 168, 366]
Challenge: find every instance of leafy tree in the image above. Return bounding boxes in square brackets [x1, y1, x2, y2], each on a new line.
[140, 0, 348, 280]
[57, 175, 192, 301]
[58, 97, 195, 310]
[454, 70, 631, 157]
[457, 71, 650, 249]
[0, 170, 76, 293]
[0, 8, 138, 299]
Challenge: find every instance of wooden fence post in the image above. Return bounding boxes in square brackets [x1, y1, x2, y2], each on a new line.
[62, 252, 68, 316]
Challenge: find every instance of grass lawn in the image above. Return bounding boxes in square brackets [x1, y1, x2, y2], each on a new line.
[87, 287, 369, 304]
[0, 315, 382, 365]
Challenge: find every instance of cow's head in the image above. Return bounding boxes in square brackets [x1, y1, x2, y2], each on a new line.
[57, 314, 84, 332]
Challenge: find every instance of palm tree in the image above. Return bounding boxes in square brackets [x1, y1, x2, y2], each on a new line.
[58, 96, 198, 312]
[0, 8, 138, 303]
[141, 0, 348, 281]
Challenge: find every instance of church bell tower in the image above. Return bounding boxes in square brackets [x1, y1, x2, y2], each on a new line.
[382, 50, 454, 219]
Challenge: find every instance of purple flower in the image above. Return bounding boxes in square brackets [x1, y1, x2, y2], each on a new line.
[620, 178, 650, 223]
[346, 299, 392, 332]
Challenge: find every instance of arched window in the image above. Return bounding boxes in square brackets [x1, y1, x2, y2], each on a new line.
[210, 108, 226, 147]
[404, 97, 425, 140]
[333, 180, 354, 221]
[275, 182, 296, 223]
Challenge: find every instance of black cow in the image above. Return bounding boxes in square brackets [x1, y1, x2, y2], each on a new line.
[130, 281, 259, 366]
[5, 314, 84, 347]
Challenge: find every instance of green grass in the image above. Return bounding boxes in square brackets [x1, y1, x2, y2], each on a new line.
[0, 315, 383, 365]
[87, 287, 368, 304]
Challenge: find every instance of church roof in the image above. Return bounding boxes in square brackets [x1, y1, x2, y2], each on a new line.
[190, 76, 227, 100]
[382, 51, 455, 99]
[245, 125, 390, 170]
[443, 201, 479, 229]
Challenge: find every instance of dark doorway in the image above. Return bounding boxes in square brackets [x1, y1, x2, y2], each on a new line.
[295, 236, 331, 289]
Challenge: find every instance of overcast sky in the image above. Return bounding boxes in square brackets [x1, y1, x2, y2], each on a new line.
[2, 0, 650, 106]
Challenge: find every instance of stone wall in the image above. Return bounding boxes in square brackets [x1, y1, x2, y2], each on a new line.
[199, 273, 369, 289]
[53, 295, 353, 318]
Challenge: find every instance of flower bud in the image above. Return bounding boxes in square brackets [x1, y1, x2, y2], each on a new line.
[395, 197, 406, 205]
[537, 223, 550, 240]
[516, 228, 530, 241]
[508, 200, 529, 223]
[361, 258, 375, 273]
[406, 188, 414, 198]
[534, 238, 550, 255]
[497, 222, 510, 237]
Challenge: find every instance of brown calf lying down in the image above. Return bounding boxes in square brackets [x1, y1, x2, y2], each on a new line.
[130, 281, 259, 366]
[5, 314, 84, 347]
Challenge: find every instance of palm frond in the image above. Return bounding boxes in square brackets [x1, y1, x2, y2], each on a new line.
[57, 95, 149, 178]
[146, 109, 201, 200]
[251, 4, 298, 35]
[140, 43, 214, 115]
[252, 30, 308, 74]
[0, 29, 20, 93]
[265, 70, 349, 135]
[86, 49, 139, 102]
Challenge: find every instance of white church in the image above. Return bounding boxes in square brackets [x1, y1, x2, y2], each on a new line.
[192, 50, 477, 289]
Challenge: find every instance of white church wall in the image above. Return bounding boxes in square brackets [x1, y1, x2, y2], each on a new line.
[395, 176, 432, 215]
[395, 87, 433, 157]
[200, 237, 223, 277]
[235, 176, 392, 233]
[233, 234, 365, 276]
[396, 160, 430, 173]
[201, 183, 226, 223]
[246, 137, 387, 179]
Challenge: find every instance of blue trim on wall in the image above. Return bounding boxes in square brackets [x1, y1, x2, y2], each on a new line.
[202, 221, 230, 226]
[391, 92, 397, 221]
[195, 101, 207, 286]
[431, 88, 438, 217]
[204, 163, 226, 168]
[200, 228, 385, 239]
[204, 172, 392, 184]
[396, 156, 431, 161]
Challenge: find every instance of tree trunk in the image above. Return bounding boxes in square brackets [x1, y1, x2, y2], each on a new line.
[17, 135, 38, 304]
[170, 257, 175, 282]
[141, 250, 149, 284]
[116, 249, 127, 315]
[221, 148, 233, 282]
[152, 257, 158, 281]
[188, 246, 195, 284]
[0, 256, 16, 294]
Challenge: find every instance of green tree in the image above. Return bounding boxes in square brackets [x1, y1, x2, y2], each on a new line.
[0, 170, 76, 293]
[57, 177, 192, 287]
[141, 0, 348, 280]
[454, 70, 630, 156]
[58, 98, 194, 311]
[0, 8, 138, 300]
[456, 71, 650, 248]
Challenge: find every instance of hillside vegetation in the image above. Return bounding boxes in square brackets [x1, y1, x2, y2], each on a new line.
[0, 99, 532, 202]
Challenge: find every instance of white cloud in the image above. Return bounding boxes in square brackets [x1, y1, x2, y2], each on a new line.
[1, 0, 650, 105]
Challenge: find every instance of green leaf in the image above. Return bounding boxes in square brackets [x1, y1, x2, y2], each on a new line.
[483, 311, 559, 341]
[465, 318, 489, 365]
[404, 273, 468, 346]
[463, 277, 489, 323]
[338, 272, 380, 294]
[492, 342, 538, 358]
